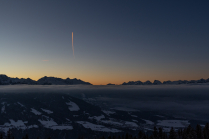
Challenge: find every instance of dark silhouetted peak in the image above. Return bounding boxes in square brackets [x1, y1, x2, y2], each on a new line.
[135, 81, 143, 85]
[153, 80, 162, 85]
[177, 80, 189, 84]
[122, 78, 209, 85]
[70, 78, 91, 85]
[26, 78, 34, 82]
[65, 78, 73, 84]
[176, 80, 183, 84]
[127, 81, 135, 85]
[0, 74, 9, 81]
[38, 76, 63, 82]
[122, 82, 128, 85]
[163, 80, 172, 84]
[107, 83, 115, 85]
[197, 78, 206, 83]
[0, 75, 92, 85]
[143, 80, 152, 85]
[189, 80, 197, 83]
[37, 76, 92, 85]
[182, 80, 189, 84]
[37, 76, 65, 85]
[122, 81, 135, 85]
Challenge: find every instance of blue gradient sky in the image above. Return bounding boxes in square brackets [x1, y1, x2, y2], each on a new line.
[0, 1, 209, 85]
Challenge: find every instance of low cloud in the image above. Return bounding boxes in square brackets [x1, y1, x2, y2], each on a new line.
[42, 60, 49, 62]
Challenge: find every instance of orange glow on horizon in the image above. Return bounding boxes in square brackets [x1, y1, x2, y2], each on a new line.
[2, 73, 209, 85]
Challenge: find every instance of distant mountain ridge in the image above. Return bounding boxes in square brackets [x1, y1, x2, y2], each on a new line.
[122, 78, 209, 85]
[1, 74, 209, 85]
[0, 74, 92, 85]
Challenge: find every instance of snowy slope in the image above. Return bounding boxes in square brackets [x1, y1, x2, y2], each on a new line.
[0, 91, 205, 139]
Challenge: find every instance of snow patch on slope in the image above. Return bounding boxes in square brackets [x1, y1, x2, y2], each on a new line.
[17, 102, 25, 107]
[89, 115, 105, 121]
[157, 120, 190, 128]
[66, 101, 80, 111]
[76, 121, 121, 132]
[0, 120, 38, 133]
[1, 106, 5, 113]
[4, 120, 28, 129]
[111, 107, 139, 112]
[51, 125, 73, 130]
[38, 119, 73, 130]
[142, 119, 154, 125]
[125, 121, 138, 128]
[38, 119, 57, 127]
[41, 108, 53, 114]
[31, 108, 42, 115]
[132, 120, 138, 122]
[102, 110, 115, 116]
[101, 120, 123, 126]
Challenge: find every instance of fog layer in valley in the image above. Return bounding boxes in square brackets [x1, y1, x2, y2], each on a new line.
[0, 85, 209, 121]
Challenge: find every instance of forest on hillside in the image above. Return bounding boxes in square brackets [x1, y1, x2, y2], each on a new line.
[1, 123, 209, 139]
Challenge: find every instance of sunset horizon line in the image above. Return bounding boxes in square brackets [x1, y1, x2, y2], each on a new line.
[1, 74, 209, 85]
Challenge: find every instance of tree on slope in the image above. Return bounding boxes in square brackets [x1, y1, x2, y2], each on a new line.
[169, 127, 176, 139]
[0, 133, 3, 139]
[203, 123, 209, 139]
[6, 129, 12, 139]
[153, 126, 158, 139]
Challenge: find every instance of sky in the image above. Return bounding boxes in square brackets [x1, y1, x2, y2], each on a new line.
[0, 0, 209, 85]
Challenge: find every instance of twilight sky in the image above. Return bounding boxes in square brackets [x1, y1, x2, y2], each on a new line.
[0, 1, 209, 85]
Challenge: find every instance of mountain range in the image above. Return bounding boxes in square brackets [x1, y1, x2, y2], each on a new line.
[122, 78, 209, 85]
[1, 74, 209, 85]
[0, 74, 92, 85]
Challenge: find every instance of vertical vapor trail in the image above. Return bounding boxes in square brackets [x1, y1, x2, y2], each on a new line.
[72, 32, 74, 57]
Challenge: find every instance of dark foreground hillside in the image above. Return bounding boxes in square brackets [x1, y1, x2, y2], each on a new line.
[0, 85, 209, 139]
[1, 123, 209, 139]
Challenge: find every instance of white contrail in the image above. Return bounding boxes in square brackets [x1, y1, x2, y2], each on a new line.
[72, 32, 74, 58]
